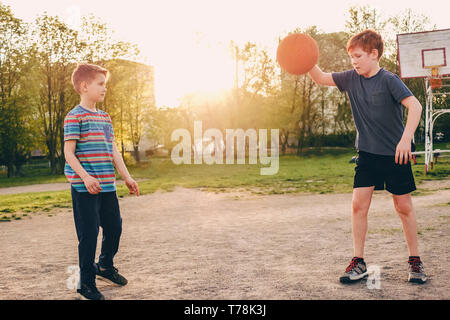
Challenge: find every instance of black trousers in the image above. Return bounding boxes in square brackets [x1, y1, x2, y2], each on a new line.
[71, 186, 122, 285]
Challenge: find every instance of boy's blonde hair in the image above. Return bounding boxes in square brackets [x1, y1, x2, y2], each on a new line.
[71, 63, 109, 94]
[346, 29, 384, 60]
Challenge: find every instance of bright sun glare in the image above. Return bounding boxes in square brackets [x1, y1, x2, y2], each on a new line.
[153, 36, 236, 108]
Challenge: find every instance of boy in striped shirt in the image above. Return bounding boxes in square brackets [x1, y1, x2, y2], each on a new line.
[64, 64, 140, 300]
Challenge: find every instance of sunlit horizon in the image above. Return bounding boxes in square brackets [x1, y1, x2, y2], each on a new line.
[2, 0, 449, 108]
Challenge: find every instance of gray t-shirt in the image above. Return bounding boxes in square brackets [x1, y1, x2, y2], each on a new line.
[332, 68, 413, 156]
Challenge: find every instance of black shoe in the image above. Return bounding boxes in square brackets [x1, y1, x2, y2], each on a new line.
[95, 263, 128, 286]
[77, 283, 105, 300]
[339, 257, 368, 283]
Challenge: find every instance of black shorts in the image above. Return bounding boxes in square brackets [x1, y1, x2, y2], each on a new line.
[353, 150, 416, 195]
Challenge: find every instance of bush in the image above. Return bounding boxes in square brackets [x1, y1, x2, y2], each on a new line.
[304, 132, 356, 148]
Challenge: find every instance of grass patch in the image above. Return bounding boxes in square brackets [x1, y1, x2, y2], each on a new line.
[123, 152, 358, 196]
[412, 142, 450, 181]
[369, 227, 435, 236]
[0, 190, 71, 218]
[0, 166, 67, 188]
[435, 203, 450, 207]
[126, 150, 450, 196]
[411, 189, 435, 197]
[417, 227, 436, 235]
[0, 216, 11, 222]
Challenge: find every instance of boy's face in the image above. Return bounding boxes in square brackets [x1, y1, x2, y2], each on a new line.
[348, 46, 379, 77]
[81, 73, 107, 102]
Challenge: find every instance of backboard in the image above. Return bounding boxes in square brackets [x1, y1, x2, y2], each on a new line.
[397, 28, 450, 79]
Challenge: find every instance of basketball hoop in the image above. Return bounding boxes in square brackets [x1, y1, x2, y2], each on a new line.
[396, 29, 450, 175]
[424, 65, 443, 89]
[429, 66, 443, 89]
[430, 78, 442, 89]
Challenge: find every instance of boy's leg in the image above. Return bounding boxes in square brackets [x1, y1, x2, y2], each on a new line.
[385, 158, 418, 256]
[392, 193, 427, 283]
[385, 159, 426, 283]
[71, 187, 101, 285]
[340, 186, 374, 283]
[98, 191, 122, 269]
[351, 186, 375, 258]
[392, 193, 419, 256]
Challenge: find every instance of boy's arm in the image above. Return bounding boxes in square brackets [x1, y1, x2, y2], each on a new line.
[64, 140, 103, 194]
[308, 65, 337, 87]
[112, 143, 140, 196]
[396, 96, 423, 165]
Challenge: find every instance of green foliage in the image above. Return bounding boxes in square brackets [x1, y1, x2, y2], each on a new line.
[0, 5, 151, 177]
[0, 4, 37, 177]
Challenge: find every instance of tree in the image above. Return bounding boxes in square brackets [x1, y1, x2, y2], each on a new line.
[345, 5, 387, 36]
[312, 30, 354, 143]
[79, 14, 139, 67]
[33, 13, 83, 174]
[0, 4, 36, 177]
[123, 60, 155, 163]
[151, 107, 187, 156]
[101, 59, 155, 163]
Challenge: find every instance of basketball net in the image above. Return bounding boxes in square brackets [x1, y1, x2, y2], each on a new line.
[428, 66, 443, 89]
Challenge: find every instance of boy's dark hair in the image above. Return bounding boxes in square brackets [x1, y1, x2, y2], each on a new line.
[71, 63, 109, 94]
[346, 29, 384, 60]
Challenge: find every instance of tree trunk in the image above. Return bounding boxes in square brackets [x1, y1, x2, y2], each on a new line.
[280, 130, 289, 155]
[15, 164, 23, 177]
[133, 145, 140, 163]
[6, 162, 14, 178]
[297, 136, 303, 156]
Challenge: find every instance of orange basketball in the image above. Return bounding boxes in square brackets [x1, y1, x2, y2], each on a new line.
[276, 33, 319, 75]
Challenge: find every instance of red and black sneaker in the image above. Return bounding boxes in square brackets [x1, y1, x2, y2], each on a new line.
[408, 257, 427, 284]
[339, 257, 368, 283]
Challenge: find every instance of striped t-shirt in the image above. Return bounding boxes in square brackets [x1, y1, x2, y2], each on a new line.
[64, 105, 116, 192]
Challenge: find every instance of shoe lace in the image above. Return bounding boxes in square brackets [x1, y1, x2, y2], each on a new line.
[409, 259, 423, 273]
[107, 267, 120, 278]
[345, 258, 361, 273]
[100, 265, 119, 274]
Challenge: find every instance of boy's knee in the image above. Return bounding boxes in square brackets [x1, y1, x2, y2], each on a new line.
[352, 200, 369, 215]
[394, 199, 412, 216]
[78, 226, 99, 244]
[104, 218, 122, 236]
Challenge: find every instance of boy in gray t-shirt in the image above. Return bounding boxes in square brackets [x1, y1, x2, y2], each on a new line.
[308, 29, 427, 284]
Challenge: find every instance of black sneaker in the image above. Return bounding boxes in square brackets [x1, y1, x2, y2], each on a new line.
[339, 257, 368, 283]
[95, 263, 128, 286]
[77, 283, 105, 300]
[408, 257, 427, 284]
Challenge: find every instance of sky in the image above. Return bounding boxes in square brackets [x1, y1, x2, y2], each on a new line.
[2, 0, 449, 107]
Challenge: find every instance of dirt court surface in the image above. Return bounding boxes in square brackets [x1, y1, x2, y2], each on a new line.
[0, 180, 449, 300]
